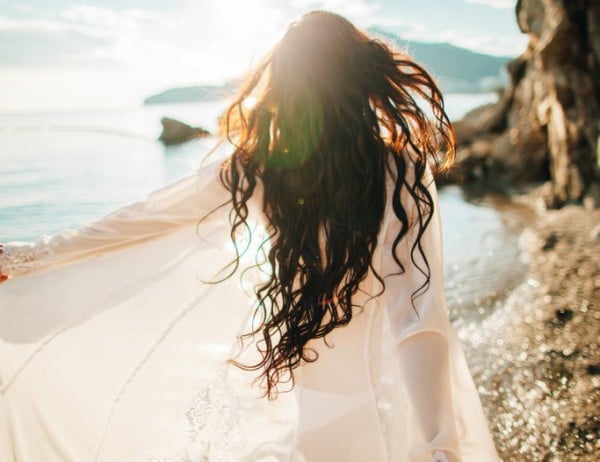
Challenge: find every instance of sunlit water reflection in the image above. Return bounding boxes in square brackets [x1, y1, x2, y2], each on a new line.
[0, 96, 525, 325]
[440, 187, 533, 323]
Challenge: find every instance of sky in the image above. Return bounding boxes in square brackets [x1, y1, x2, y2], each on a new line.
[0, 0, 528, 113]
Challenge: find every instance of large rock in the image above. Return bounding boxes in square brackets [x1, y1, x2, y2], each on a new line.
[158, 117, 210, 146]
[446, 0, 600, 207]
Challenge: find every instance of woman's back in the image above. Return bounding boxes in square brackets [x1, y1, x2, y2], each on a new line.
[0, 10, 499, 461]
[294, 159, 498, 461]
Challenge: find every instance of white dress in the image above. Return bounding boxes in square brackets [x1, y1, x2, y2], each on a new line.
[0, 143, 499, 462]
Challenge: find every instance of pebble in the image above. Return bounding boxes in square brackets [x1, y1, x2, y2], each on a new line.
[555, 308, 574, 323]
[586, 364, 600, 376]
[542, 232, 559, 250]
[464, 202, 600, 461]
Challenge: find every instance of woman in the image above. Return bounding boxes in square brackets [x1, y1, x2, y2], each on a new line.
[0, 11, 499, 462]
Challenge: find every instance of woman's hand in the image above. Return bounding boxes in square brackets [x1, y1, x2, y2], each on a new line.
[0, 244, 8, 283]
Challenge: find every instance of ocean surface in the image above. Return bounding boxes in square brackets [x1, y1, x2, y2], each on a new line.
[0, 93, 497, 242]
[0, 93, 524, 317]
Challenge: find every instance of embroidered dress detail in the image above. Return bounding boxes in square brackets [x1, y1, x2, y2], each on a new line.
[151, 373, 244, 462]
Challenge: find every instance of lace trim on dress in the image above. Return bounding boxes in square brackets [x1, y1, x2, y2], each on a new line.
[0, 242, 51, 277]
[149, 372, 245, 462]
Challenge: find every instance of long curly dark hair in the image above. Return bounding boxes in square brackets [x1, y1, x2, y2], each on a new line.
[218, 10, 454, 398]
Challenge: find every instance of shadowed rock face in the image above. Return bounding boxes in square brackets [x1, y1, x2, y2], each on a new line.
[446, 0, 600, 208]
[158, 117, 210, 146]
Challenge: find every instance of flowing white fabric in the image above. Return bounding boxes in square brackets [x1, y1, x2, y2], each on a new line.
[0, 143, 499, 461]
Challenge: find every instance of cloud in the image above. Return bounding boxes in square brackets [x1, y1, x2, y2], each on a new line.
[0, 1, 297, 110]
[59, 4, 159, 27]
[0, 2, 283, 70]
[291, 0, 380, 23]
[437, 28, 527, 56]
[0, 5, 155, 67]
[0, 0, 525, 111]
[370, 17, 428, 40]
[0, 12, 117, 67]
[0, 28, 111, 66]
[464, 0, 516, 9]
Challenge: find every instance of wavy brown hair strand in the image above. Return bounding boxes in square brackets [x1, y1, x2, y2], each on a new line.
[217, 11, 455, 398]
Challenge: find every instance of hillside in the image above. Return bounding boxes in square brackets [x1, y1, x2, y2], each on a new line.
[369, 27, 512, 92]
[144, 81, 238, 105]
[144, 29, 512, 104]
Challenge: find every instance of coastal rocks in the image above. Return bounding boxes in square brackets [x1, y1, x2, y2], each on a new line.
[583, 183, 600, 210]
[158, 117, 210, 146]
[473, 203, 600, 460]
[447, 0, 600, 207]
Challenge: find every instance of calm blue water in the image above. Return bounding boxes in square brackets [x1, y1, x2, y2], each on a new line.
[0, 93, 498, 242]
[1, 92, 527, 319]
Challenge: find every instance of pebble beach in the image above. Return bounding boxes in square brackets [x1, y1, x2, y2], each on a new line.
[460, 189, 600, 461]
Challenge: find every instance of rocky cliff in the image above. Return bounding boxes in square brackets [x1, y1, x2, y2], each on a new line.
[448, 0, 600, 208]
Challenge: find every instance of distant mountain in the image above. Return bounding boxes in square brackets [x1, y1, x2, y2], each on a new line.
[368, 27, 512, 93]
[144, 30, 513, 105]
[144, 81, 238, 105]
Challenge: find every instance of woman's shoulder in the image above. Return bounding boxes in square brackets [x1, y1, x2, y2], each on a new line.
[384, 148, 435, 188]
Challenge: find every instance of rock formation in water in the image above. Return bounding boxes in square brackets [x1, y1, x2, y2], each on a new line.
[448, 0, 600, 208]
[158, 117, 210, 146]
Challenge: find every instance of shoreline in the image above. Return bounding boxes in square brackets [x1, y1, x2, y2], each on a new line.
[464, 189, 600, 461]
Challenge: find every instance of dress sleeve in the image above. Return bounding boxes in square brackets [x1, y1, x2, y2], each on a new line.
[380, 164, 461, 462]
[0, 154, 231, 278]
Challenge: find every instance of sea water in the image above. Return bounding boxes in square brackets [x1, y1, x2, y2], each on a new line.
[1, 93, 524, 320]
[0, 93, 497, 242]
[0, 90, 518, 319]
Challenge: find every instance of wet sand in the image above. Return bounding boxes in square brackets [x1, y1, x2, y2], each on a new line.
[455, 189, 600, 461]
